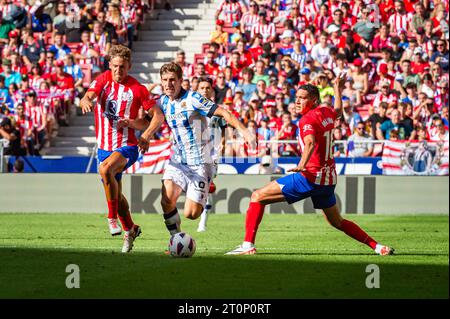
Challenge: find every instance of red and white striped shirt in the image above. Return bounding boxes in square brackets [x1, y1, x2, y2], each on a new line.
[298, 0, 319, 23]
[388, 12, 413, 33]
[14, 114, 32, 139]
[372, 92, 397, 109]
[90, 33, 109, 56]
[250, 22, 276, 42]
[25, 102, 47, 131]
[240, 12, 259, 32]
[217, 0, 243, 23]
[87, 71, 156, 151]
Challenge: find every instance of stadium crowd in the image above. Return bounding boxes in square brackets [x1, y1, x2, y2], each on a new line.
[0, 0, 146, 156]
[1, 0, 449, 160]
[166, 0, 449, 158]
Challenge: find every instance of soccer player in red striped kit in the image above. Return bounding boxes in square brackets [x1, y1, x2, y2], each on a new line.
[80, 45, 164, 253]
[227, 74, 395, 256]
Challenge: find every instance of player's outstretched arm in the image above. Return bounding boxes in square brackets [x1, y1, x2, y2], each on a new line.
[333, 72, 347, 119]
[138, 106, 165, 153]
[213, 107, 256, 149]
[80, 91, 97, 114]
[288, 134, 316, 172]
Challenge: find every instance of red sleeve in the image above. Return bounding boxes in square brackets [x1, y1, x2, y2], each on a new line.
[87, 71, 108, 96]
[299, 118, 316, 139]
[140, 85, 156, 111]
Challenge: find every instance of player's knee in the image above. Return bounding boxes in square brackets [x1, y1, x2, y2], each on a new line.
[99, 163, 114, 178]
[251, 189, 264, 203]
[161, 196, 175, 212]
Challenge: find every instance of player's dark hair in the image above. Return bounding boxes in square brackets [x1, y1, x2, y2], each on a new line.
[198, 77, 213, 86]
[298, 84, 320, 106]
[160, 62, 183, 80]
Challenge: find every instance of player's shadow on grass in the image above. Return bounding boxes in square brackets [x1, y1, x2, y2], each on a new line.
[0, 247, 448, 299]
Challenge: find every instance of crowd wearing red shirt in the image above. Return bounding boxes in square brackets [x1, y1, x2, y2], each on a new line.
[171, 0, 449, 158]
[0, 0, 145, 155]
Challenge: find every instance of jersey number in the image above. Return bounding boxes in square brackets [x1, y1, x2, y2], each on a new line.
[324, 131, 333, 161]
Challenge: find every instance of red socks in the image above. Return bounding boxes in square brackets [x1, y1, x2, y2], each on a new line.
[107, 199, 119, 219]
[119, 211, 134, 232]
[340, 219, 377, 249]
[244, 202, 266, 244]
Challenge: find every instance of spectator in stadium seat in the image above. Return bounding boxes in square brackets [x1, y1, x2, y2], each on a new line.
[353, 6, 377, 47]
[213, 72, 231, 105]
[398, 102, 415, 133]
[0, 10, 16, 45]
[342, 97, 362, 133]
[205, 50, 221, 79]
[175, 50, 194, 79]
[19, 28, 46, 66]
[310, 32, 332, 68]
[398, 59, 422, 89]
[333, 127, 346, 157]
[313, 4, 330, 35]
[63, 54, 84, 94]
[253, 79, 273, 103]
[0, 59, 21, 87]
[252, 60, 269, 86]
[372, 23, 392, 52]
[429, 118, 449, 142]
[53, 1, 67, 29]
[389, 1, 413, 35]
[411, 2, 427, 33]
[347, 121, 373, 158]
[194, 63, 207, 78]
[41, 51, 57, 78]
[211, 19, 228, 46]
[368, 102, 389, 139]
[223, 66, 237, 93]
[203, 42, 226, 68]
[398, 82, 420, 108]
[13, 103, 36, 155]
[240, 1, 259, 39]
[31, 5, 52, 34]
[248, 33, 264, 62]
[48, 32, 71, 61]
[0, 116, 26, 156]
[298, 67, 312, 86]
[57, 7, 89, 43]
[229, 21, 243, 47]
[316, 72, 334, 102]
[238, 67, 257, 102]
[431, 39, 449, 71]
[106, 2, 127, 44]
[96, 10, 118, 44]
[377, 109, 410, 140]
[348, 58, 368, 98]
[2, 30, 20, 58]
[250, 11, 276, 43]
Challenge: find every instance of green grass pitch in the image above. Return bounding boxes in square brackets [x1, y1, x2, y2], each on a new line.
[0, 213, 448, 299]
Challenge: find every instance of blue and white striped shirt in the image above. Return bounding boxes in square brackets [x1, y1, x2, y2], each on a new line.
[159, 89, 218, 165]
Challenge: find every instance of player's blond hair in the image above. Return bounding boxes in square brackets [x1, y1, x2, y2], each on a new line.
[160, 62, 183, 80]
[108, 45, 132, 63]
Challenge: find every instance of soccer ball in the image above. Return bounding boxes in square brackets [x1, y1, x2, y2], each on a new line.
[168, 232, 196, 258]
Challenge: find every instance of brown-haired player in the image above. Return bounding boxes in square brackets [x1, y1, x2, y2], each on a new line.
[80, 45, 165, 253]
[120, 63, 256, 242]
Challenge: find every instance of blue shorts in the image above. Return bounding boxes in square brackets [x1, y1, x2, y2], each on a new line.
[276, 173, 336, 209]
[97, 146, 139, 181]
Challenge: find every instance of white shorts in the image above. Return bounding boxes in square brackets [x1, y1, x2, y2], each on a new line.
[162, 161, 214, 207]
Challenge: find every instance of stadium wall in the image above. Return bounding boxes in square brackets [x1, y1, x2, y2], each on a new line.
[0, 175, 448, 214]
